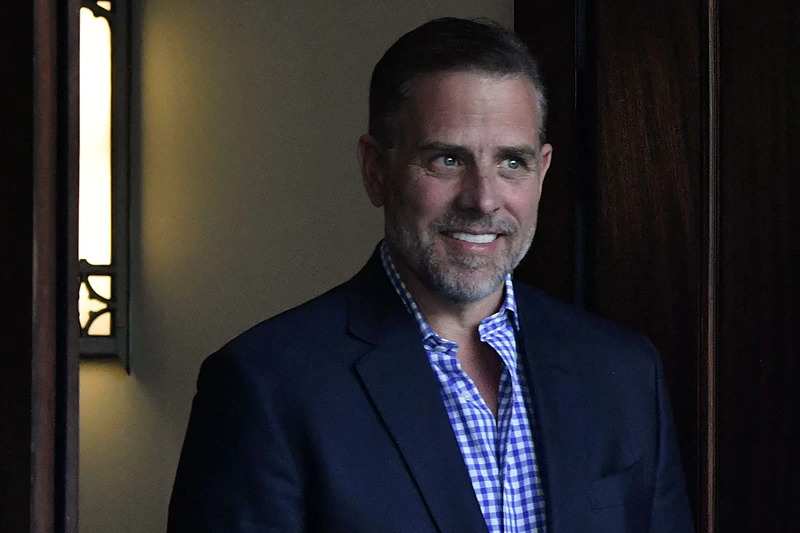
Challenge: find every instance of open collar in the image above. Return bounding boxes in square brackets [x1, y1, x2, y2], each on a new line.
[347, 249, 490, 533]
[346, 249, 590, 533]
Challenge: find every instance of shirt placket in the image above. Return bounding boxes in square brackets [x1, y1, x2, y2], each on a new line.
[429, 335, 505, 530]
[484, 331, 518, 533]
[380, 243, 543, 532]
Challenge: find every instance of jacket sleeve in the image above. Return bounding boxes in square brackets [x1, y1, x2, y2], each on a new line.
[648, 347, 695, 533]
[167, 349, 303, 533]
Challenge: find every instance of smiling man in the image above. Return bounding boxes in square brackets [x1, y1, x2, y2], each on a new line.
[168, 18, 694, 533]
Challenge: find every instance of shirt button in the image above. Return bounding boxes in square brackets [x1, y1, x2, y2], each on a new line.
[433, 345, 448, 353]
[460, 391, 472, 402]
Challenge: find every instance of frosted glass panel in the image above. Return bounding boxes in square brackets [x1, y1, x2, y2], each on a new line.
[79, 7, 112, 266]
[79, 7, 113, 339]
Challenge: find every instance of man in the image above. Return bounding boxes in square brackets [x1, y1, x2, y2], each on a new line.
[168, 18, 693, 533]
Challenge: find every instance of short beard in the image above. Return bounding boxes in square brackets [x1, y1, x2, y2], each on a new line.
[385, 210, 534, 304]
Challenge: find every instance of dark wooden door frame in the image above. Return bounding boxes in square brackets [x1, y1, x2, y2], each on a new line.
[516, 1, 799, 532]
[0, 1, 79, 532]
[515, 0, 718, 533]
[516, 0, 717, 530]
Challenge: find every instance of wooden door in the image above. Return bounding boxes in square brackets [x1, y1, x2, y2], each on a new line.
[0, 1, 80, 532]
[515, 0, 800, 531]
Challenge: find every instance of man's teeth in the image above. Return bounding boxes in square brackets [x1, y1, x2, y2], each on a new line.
[449, 232, 498, 244]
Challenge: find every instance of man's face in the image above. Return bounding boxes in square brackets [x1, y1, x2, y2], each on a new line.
[362, 71, 552, 304]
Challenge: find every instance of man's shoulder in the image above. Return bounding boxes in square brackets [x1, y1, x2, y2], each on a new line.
[200, 275, 364, 381]
[513, 281, 661, 369]
[227, 277, 356, 354]
[199, 251, 393, 386]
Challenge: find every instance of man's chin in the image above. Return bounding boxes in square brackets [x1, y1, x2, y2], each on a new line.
[423, 268, 507, 304]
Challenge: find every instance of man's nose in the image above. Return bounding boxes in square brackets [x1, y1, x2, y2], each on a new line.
[456, 164, 501, 214]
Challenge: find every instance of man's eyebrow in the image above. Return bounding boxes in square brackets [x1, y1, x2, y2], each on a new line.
[415, 141, 471, 155]
[496, 145, 539, 159]
[416, 142, 539, 158]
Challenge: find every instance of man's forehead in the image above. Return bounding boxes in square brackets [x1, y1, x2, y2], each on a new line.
[399, 72, 540, 141]
[400, 71, 538, 120]
[408, 70, 538, 100]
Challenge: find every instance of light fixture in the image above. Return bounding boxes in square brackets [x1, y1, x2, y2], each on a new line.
[78, 0, 130, 370]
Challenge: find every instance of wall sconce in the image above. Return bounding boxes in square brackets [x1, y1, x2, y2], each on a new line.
[78, 0, 130, 371]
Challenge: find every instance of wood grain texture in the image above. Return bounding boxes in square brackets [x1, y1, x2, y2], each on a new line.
[516, 1, 800, 531]
[0, 3, 35, 532]
[514, 0, 577, 304]
[0, 2, 77, 532]
[700, 1, 720, 530]
[57, 1, 81, 531]
[515, 0, 706, 524]
[590, 0, 704, 517]
[716, 0, 800, 530]
[32, 0, 59, 531]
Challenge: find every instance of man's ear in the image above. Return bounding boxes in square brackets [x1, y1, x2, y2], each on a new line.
[536, 143, 553, 195]
[358, 134, 387, 207]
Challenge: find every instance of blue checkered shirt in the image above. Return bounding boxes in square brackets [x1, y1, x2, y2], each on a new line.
[380, 242, 546, 533]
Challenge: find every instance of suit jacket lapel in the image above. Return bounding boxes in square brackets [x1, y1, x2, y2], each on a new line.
[348, 253, 489, 533]
[516, 288, 591, 533]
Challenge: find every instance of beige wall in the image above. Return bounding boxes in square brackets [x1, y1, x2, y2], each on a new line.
[79, 1, 513, 531]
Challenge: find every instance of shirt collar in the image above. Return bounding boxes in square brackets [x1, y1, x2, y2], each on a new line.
[379, 240, 520, 338]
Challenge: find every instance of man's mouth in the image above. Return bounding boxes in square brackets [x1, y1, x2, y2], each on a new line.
[445, 232, 499, 244]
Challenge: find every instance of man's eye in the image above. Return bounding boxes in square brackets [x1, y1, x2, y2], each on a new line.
[439, 155, 459, 167]
[505, 158, 523, 170]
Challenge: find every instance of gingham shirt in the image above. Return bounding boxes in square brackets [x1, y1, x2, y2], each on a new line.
[380, 242, 546, 533]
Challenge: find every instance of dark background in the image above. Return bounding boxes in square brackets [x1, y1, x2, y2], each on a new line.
[516, 0, 800, 531]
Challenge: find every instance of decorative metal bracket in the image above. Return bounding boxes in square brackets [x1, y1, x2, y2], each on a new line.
[79, 259, 127, 368]
[79, 260, 115, 337]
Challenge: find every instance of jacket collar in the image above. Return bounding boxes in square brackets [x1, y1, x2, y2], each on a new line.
[347, 249, 489, 533]
[515, 284, 591, 533]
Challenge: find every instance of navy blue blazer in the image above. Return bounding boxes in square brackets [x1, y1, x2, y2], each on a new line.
[168, 250, 694, 533]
